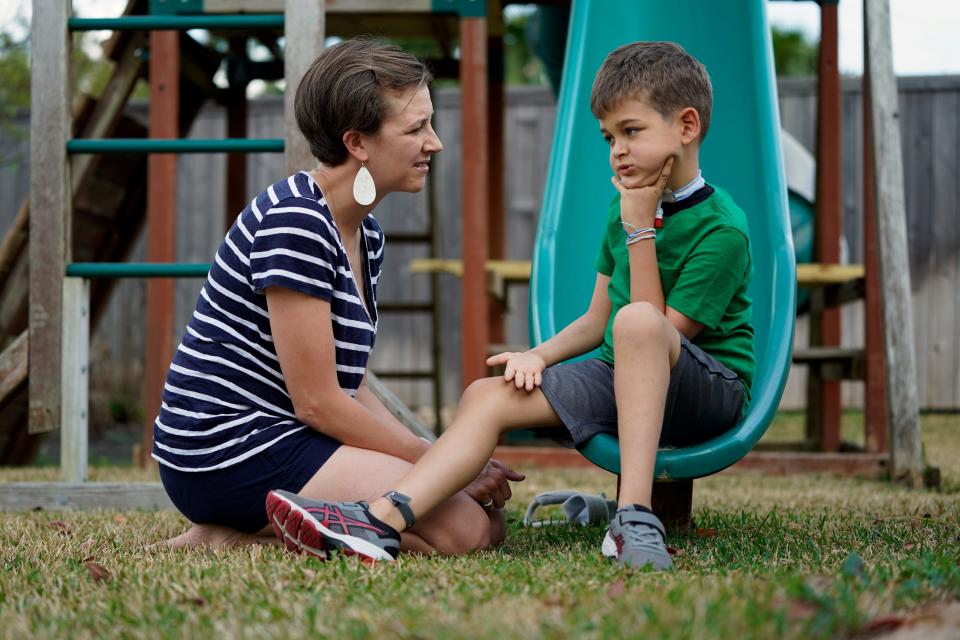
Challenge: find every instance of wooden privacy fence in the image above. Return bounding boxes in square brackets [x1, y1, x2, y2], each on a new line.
[0, 78, 957, 423]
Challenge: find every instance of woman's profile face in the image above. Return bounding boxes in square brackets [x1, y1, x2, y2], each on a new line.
[364, 86, 443, 196]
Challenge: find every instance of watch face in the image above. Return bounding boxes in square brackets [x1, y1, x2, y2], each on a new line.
[387, 491, 410, 504]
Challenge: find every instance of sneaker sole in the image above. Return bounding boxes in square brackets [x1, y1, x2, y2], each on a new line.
[266, 491, 394, 564]
[601, 530, 617, 559]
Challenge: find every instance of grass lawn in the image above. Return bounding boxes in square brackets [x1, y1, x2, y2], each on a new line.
[1, 412, 958, 639]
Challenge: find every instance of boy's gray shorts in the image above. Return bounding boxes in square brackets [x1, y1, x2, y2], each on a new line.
[538, 335, 746, 449]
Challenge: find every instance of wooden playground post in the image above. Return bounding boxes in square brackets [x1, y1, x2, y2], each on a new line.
[863, 0, 923, 484]
[283, 0, 324, 175]
[487, 2, 507, 348]
[28, 0, 72, 436]
[460, 16, 490, 388]
[809, 0, 843, 452]
[226, 36, 249, 232]
[861, 32, 888, 454]
[142, 30, 180, 467]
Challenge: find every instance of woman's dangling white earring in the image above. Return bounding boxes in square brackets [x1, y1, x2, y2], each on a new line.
[353, 162, 376, 206]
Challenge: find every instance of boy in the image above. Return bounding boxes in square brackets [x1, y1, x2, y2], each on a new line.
[266, 41, 754, 571]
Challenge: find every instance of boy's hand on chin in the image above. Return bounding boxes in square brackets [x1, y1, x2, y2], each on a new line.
[612, 156, 674, 228]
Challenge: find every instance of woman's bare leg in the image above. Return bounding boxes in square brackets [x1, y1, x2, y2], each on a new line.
[365, 377, 562, 533]
[296, 445, 503, 555]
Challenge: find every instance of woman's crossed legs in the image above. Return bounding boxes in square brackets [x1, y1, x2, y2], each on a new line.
[161, 446, 505, 555]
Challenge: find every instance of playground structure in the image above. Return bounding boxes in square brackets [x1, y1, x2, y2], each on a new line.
[0, 0, 924, 513]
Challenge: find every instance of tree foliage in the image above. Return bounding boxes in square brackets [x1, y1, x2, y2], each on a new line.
[772, 26, 819, 77]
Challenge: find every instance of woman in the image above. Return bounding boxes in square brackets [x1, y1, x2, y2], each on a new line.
[154, 39, 522, 555]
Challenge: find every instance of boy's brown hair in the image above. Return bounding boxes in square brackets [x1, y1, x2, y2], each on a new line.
[590, 41, 713, 141]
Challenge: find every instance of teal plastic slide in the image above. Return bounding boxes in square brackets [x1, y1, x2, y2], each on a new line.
[530, 0, 797, 479]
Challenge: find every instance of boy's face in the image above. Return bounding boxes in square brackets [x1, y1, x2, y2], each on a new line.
[599, 97, 683, 190]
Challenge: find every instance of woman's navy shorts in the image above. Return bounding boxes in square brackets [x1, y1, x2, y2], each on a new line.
[159, 427, 341, 533]
[539, 335, 746, 449]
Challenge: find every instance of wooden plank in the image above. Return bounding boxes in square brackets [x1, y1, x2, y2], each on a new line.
[811, 2, 843, 452]
[70, 31, 147, 195]
[460, 17, 489, 389]
[796, 263, 865, 284]
[489, 446, 889, 478]
[792, 346, 865, 381]
[60, 278, 89, 483]
[366, 371, 435, 441]
[409, 258, 531, 281]
[204, 0, 432, 12]
[487, 7, 506, 350]
[862, 60, 888, 452]
[283, 0, 325, 174]
[0, 330, 27, 405]
[904, 91, 932, 407]
[927, 89, 958, 409]
[727, 451, 889, 478]
[226, 37, 249, 232]
[0, 200, 29, 288]
[864, 0, 923, 485]
[955, 87, 960, 410]
[28, 0, 71, 434]
[143, 31, 180, 467]
[0, 483, 173, 511]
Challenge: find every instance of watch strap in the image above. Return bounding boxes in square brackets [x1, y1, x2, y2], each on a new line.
[382, 490, 415, 528]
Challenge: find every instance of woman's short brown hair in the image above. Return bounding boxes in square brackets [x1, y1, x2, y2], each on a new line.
[294, 38, 433, 165]
[590, 41, 713, 141]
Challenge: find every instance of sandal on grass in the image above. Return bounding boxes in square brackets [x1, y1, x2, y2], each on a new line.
[522, 490, 617, 528]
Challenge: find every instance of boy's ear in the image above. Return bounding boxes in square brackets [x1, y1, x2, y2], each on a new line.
[342, 130, 370, 163]
[678, 107, 701, 145]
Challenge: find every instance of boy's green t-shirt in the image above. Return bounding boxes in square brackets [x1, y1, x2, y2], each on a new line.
[594, 184, 755, 403]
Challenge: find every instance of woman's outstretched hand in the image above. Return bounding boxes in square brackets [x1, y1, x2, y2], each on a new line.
[486, 351, 547, 391]
[464, 459, 525, 510]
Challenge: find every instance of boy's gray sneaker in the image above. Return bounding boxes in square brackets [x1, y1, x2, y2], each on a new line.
[608, 506, 673, 570]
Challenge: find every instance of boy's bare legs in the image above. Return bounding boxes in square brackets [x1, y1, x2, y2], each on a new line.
[366, 378, 562, 533]
[610, 301, 682, 508]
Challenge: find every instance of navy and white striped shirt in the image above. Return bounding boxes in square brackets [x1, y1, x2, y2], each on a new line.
[152, 171, 384, 472]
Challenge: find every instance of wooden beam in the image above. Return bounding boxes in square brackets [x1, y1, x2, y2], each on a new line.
[0, 483, 173, 511]
[808, 1, 843, 452]
[408, 258, 531, 281]
[459, 16, 490, 389]
[0, 331, 28, 405]
[226, 37, 249, 231]
[863, 0, 923, 484]
[60, 278, 89, 483]
[205, 0, 432, 12]
[71, 31, 148, 195]
[366, 372, 435, 441]
[283, 0, 325, 174]
[861, 26, 888, 455]
[143, 30, 180, 466]
[487, 7, 506, 347]
[729, 451, 889, 477]
[796, 263, 865, 284]
[489, 447, 890, 479]
[28, 0, 71, 434]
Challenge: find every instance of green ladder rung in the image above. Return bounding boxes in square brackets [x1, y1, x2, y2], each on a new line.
[67, 139, 284, 154]
[67, 263, 212, 278]
[68, 15, 284, 31]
